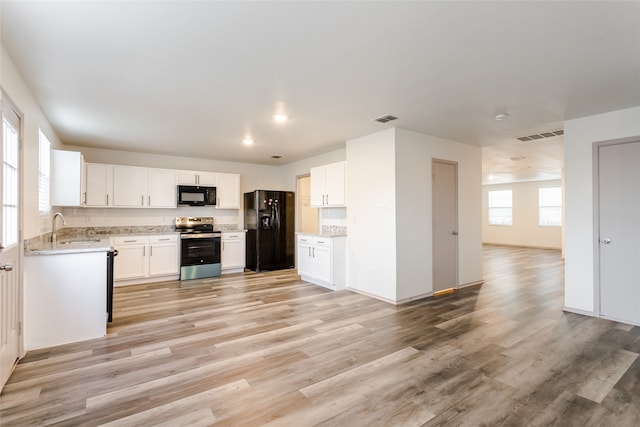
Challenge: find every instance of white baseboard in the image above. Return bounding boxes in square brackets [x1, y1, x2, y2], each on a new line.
[562, 306, 595, 317]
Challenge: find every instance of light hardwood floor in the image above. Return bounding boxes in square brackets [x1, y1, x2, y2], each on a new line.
[1, 245, 639, 426]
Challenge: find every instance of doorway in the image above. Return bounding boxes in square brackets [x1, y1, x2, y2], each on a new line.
[432, 159, 458, 294]
[297, 175, 318, 234]
[597, 139, 640, 325]
[1, 91, 23, 392]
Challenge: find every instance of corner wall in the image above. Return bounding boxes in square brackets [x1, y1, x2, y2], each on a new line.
[395, 128, 483, 302]
[346, 127, 482, 304]
[564, 106, 640, 314]
[346, 129, 397, 302]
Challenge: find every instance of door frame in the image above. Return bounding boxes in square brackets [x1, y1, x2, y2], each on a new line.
[432, 158, 459, 294]
[592, 136, 640, 319]
[0, 87, 25, 391]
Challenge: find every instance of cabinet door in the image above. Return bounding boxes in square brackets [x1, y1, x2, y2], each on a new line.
[113, 166, 146, 207]
[197, 172, 217, 186]
[85, 163, 112, 207]
[149, 243, 179, 276]
[147, 168, 176, 208]
[312, 243, 332, 284]
[324, 162, 346, 206]
[216, 173, 240, 209]
[177, 171, 198, 185]
[51, 150, 83, 206]
[222, 236, 245, 269]
[113, 244, 147, 280]
[297, 236, 314, 277]
[309, 166, 325, 207]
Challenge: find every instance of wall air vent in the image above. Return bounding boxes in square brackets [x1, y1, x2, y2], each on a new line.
[374, 114, 398, 123]
[516, 129, 563, 142]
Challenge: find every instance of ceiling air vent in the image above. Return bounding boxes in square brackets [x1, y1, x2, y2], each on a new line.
[516, 129, 563, 142]
[374, 114, 398, 123]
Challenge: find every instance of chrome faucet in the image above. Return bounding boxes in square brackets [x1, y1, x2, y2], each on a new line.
[51, 212, 67, 244]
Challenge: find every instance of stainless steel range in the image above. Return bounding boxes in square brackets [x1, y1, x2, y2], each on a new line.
[175, 216, 221, 280]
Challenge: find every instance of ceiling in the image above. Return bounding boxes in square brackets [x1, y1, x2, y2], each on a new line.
[2, 1, 639, 184]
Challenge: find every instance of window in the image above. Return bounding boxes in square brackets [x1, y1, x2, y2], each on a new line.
[2, 116, 19, 247]
[539, 187, 562, 226]
[488, 190, 512, 225]
[38, 129, 51, 214]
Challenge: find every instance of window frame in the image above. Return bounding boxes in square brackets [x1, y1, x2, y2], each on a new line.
[38, 128, 51, 215]
[487, 189, 513, 226]
[538, 186, 562, 227]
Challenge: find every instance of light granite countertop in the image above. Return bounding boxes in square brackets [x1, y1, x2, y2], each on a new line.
[26, 238, 113, 256]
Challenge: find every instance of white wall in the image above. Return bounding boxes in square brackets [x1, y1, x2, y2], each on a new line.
[483, 180, 562, 249]
[346, 128, 483, 304]
[564, 106, 640, 314]
[1, 47, 63, 239]
[395, 128, 483, 301]
[346, 129, 397, 301]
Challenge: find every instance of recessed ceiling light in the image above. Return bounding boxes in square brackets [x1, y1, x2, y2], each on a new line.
[273, 114, 288, 123]
[243, 138, 254, 145]
[494, 113, 508, 121]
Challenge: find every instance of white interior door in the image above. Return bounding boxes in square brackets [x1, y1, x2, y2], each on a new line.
[598, 140, 640, 325]
[0, 94, 22, 392]
[432, 160, 458, 293]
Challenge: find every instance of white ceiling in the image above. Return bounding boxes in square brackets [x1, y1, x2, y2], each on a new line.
[2, 1, 639, 184]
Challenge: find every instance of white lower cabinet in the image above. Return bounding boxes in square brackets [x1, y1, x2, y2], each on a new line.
[112, 234, 179, 284]
[222, 231, 246, 274]
[148, 235, 179, 277]
[297, 234, 346, 290]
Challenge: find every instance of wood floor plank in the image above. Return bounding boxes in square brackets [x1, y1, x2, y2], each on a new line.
[2, 246, 640, 426]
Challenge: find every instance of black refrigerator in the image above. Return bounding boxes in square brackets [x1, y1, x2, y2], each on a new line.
[244, 190, 295, 272]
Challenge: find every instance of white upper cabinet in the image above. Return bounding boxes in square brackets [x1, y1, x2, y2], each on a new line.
[112, 165, 147, 207]
[177, 171, 216, 186]
[215, 172, 241, 209]
[146, 168, 177, 208]
[310, 161, 346, 207]
[51, 150, 84, 206]
[85, 163, 113, 207]
[111, 166, 177, 208]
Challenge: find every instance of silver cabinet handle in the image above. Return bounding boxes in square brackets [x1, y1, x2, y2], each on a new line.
[148, 195, 151, 205]
[312, 247, 315, 257]
[143, 246, 146, 256]
[83, 192, 87, 204]
[0, 264, 13, 272]
[308, 247, 311, 257]
[601, 238, 611, 244]
[141, 195, 144, 206]
[159, 238, 170, 241]
[150, 246, 153, 256]
[106, 194, 109, 205]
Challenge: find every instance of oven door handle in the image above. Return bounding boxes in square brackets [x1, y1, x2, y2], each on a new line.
[180, 233, 221, 239]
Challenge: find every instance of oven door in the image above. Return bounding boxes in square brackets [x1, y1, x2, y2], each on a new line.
[180, 233, 221, 280]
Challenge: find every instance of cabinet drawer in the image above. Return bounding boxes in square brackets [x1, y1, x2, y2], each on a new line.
[222, 232, 243, 240]
[149, 235, 178, 244]
[112, 236, 148, 245]
[313, 237, 331, 247]
[297, 235, 313, 244]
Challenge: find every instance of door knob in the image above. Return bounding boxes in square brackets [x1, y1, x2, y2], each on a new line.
[452, 231, 459, 236]
[0, 263, 13, 271]
[601, 238, 611, 244]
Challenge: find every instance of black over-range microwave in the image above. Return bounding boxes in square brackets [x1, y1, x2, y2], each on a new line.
[177, 185, 217, 206]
